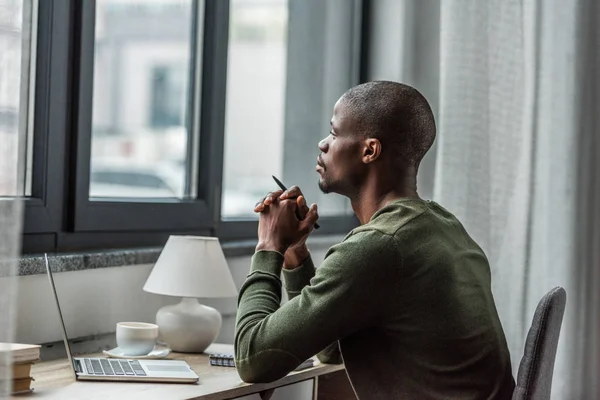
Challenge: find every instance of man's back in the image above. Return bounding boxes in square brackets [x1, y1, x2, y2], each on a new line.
[234, 197, 515, 399]
[337, 198, 515, 399]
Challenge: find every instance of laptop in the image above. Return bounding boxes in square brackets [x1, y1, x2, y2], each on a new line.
[44, 253, 199, 383]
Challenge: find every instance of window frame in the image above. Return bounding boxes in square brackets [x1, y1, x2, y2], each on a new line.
[22, 0, 367, 254]
[22, 0, 68, 236]
[71, 0, 222, 232]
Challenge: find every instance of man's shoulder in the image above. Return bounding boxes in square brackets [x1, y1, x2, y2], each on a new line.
[332, 228, 399, 259]
[350, 199, 432, 238]
[345, 200, 470, 250]
[321, 229, 400, 277]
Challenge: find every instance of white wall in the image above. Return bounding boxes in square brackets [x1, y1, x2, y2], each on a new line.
[11, 243, 335, 347]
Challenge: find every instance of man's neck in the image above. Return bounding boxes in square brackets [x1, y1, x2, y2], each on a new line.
[350, 170, 420, 225]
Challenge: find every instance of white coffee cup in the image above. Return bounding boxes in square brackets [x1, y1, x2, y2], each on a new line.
[116, 322, 158, 356]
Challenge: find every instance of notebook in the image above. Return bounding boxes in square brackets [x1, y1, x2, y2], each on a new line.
[209, 353, 315, 371]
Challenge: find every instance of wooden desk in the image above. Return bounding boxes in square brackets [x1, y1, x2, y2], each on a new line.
[16, 344, 348, 400]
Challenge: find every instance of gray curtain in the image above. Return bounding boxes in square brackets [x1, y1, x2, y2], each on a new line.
[435, 0, 530, 374]
[435, 0, 600, 398]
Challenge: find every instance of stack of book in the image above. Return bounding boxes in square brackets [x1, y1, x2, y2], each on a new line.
[0, 343, 41, 394]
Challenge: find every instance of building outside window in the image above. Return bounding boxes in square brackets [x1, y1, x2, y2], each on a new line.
[0, 0, 34, 197]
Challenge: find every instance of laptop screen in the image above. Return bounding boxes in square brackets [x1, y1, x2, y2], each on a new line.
[44, 253, 77, 378]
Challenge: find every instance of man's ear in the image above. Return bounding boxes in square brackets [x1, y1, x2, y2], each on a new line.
[362, 138, 382, 164]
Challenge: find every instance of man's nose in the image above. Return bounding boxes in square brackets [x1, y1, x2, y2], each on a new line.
[318, 138, 328, 152]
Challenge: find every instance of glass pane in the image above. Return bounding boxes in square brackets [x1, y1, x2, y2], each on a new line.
[222, 0, 354, 219]
[222, 0, 288, 218]
[90, 0, 199, 199]
[0, 0, 33, 197]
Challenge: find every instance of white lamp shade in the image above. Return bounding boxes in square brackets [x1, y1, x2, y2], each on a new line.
[143, 236, 238, 298]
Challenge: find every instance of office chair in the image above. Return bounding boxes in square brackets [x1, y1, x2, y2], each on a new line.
[512, 286, 566, 400]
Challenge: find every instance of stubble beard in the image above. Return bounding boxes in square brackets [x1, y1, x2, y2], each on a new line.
[318, 179, 330, 194]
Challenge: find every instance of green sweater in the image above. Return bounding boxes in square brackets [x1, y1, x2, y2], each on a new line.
[235, 199, 515, 399]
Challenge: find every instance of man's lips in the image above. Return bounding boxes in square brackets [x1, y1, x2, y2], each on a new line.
[316, 155, 325, 169]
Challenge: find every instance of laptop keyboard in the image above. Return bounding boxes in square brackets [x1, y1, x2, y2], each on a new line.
[77, 358, 147, 376]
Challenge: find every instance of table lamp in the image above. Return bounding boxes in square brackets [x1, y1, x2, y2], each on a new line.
[143, 235, 238, 353]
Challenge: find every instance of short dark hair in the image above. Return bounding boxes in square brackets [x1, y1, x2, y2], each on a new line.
[340, 81, 436, 169]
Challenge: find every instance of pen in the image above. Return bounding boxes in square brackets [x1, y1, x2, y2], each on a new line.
[272, 175, 320, 229]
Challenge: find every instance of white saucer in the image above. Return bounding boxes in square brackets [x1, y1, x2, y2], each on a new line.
[103, 345, 171, 360]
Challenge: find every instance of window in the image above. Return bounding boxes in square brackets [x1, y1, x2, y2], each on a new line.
[21, 0, 362, 253]
[0, 0, 35, 197]
[90, 0, 195, 200]
[70, 0, 215, 233]
[149, 65, 186, 129]
[222, 0, 288, 218]
[222, 0, 359, 222]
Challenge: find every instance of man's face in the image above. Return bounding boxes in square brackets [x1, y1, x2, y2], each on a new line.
[316, 99, 364, 195]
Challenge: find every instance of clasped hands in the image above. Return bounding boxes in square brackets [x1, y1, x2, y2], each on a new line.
[254, 186, 319, 270]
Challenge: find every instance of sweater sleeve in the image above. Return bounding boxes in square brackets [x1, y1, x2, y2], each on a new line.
[282, 256, 343, 365]
[281, 255, 316, 299]
[234, 231, 397, 383]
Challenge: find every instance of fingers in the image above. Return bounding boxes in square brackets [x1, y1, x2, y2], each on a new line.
[264, 190, 283, 206]
[296, 196, 309, 219]
[280, 185, 303, 200]
[299, 203, 319, 233]
[254, 190, 284, 213]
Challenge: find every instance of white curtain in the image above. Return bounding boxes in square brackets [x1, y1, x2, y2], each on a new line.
[0, 0, 28, 397]
[435, 0, 600, 398]
[0, 203, 23, 398]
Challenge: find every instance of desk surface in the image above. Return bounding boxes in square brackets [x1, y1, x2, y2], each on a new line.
[17, 344, 345, 400]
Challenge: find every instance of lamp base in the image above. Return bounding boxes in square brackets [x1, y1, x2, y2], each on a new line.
[155, 298, 221, 353]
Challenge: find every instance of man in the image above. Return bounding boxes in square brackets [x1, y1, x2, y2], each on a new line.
[234, 81, 515, 399]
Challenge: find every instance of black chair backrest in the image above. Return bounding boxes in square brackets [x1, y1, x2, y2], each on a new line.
[512, 286, 566, 400]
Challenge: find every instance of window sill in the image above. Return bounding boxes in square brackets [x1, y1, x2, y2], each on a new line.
[16, 235, 346, 276]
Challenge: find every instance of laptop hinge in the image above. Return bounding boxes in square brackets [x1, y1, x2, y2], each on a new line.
[74, 359, 83, 374]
